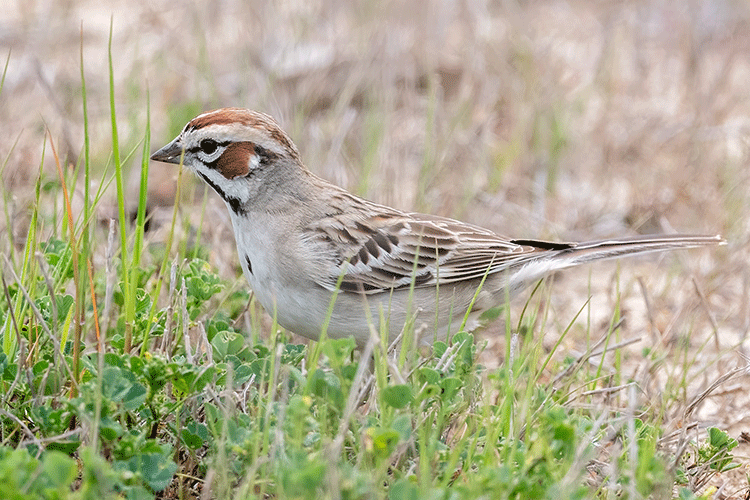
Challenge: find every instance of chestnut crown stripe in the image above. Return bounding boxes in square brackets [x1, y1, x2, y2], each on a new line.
[186, 108, 301, 163]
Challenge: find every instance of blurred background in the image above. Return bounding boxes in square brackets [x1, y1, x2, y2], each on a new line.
[3, 1, 747, 235]
[1, 0, 748, 479]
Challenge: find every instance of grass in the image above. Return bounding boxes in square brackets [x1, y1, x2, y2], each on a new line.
[1, 1, 748, 498]
[0, 91, 742, 500]
[0, 223, 742, 499]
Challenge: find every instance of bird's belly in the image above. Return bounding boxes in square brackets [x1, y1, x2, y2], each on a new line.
[289, 285, 485, 347]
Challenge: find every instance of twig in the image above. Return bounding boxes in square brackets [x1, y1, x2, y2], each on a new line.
[692, 277, 721, 352]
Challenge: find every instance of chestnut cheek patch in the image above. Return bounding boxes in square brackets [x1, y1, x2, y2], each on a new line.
[216, 142, 257, 179]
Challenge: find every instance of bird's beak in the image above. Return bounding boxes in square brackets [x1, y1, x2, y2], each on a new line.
[150, 138, 184, 164]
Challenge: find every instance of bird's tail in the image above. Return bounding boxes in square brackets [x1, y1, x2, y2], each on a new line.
[504, 233, 724, 294]
[556, 233, 725, 266]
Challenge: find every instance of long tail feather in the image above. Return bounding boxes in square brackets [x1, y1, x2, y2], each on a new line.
[505, 234, 724, 294]
[561, 234, 725, 266]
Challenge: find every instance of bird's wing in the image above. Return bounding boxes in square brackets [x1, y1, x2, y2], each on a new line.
[305, 198, 571, 294]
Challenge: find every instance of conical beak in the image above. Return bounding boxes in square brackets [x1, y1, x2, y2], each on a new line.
[150, 138, 184, 164]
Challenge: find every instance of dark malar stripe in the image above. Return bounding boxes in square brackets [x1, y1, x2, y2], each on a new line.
[197, 172, 246, 216]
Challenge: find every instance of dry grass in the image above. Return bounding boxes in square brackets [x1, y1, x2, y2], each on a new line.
[1, 0, 749, 495]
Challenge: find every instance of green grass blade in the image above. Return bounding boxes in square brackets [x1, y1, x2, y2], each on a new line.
[108, 17, 132, 351]
[0, 49, 9, 97]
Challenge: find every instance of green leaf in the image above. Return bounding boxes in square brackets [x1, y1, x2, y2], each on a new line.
[418, 366, 440, 384]
[432, 341, 448, 358]
[181, 421, 209, 450]
[310, 369, 344, 409]
[115, 443, 177, 492]
[321, 337, 356, 368]
[382, 384, 413, 409]
[280, 450, 325, 497]
[101, 366, 148, 410]
[367, 427, 400, 459]
[707, 427, 736, 450]
[392, 414, 413, 441]
[211, 330, 246, 360]
[1, 361, 16, 382]
[31, 406, 72, 435]
[439, 377, 462, 401]
[136, 452, 178, 491]
[41, 450, 77, 488]
[282, 344, 306, 366]
[389, 477, 420, 500]
[99, 416, 125, 441]
[417, 384, 441, 401]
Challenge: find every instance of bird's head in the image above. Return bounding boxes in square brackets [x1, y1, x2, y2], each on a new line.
[151, 108, 304, 214]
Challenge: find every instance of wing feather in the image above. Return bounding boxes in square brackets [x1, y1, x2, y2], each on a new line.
[305, 194, 553, 294]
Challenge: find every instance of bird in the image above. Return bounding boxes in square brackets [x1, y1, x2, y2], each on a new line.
[151, 107, 724, 347]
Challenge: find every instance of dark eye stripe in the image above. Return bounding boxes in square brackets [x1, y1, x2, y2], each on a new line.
[254, 144, 279, 160]
[186, 140, 231, 154]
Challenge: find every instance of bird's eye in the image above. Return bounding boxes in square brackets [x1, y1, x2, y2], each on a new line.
[200, 139, 218, 155]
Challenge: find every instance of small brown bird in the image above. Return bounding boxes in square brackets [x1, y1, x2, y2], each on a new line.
[151, 108, 723, 346]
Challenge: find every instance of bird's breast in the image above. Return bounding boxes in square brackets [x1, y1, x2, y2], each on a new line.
[230, 211, 310, 301]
